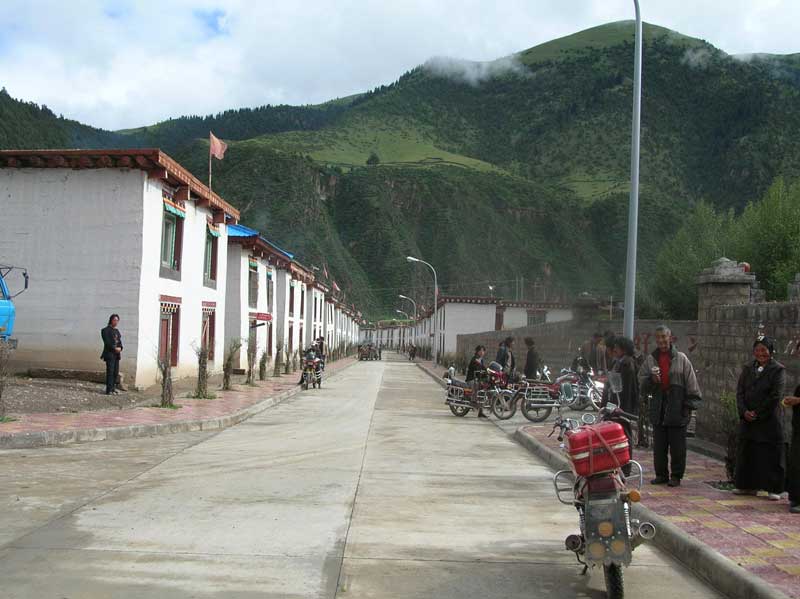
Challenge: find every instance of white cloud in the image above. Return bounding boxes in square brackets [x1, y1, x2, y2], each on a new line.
[0, 0, 798, 130]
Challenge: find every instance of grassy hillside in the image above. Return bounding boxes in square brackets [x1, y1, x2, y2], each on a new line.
[3, 21, 800, 318]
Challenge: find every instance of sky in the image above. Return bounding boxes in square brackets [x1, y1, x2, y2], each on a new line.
[1, 0, 798, 130]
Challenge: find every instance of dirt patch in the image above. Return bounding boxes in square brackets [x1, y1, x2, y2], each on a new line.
[3, 372, 252, 415]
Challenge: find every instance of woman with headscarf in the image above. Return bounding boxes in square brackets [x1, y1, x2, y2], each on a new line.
[783, 384, 800, 513]
[733, 337, 786, 500]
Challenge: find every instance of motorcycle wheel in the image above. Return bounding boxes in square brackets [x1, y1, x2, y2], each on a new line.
[449, 404, 471, 417]
[584, 385, 603, 411]
[521, 399, 552, 423]
[301, 378, 309, 391]
[492, 391, 517, 420]
[603, 564, 624, 599]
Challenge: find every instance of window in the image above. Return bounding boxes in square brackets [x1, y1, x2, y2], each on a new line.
[266, 271, 274, 314]
[288, 324, 294, 353]
[159, 304, 180, 367]
[160, 211, 183, 274]
[203, 230, 218, 286]
[267, 323, 273, 357]
[248, 262, 258, 309]
[313, 295, 317, 322]
[300, 287, 305, 319]
[527, 311, 545, 327]
[201, 310, 216, 361]
[289, 284, 295, 317]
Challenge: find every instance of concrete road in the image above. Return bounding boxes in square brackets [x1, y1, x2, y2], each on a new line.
[0, 356, 723, 598]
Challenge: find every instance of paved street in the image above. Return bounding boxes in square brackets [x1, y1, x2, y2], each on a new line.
[0, 355, 722, 598]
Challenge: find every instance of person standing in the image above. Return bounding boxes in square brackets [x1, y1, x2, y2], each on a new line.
[733, 337, 786, 500]
[639, 324, 702, 487]
[609, 336, 639, 416]
[523, 337, 540, 379]
[100, 314, 123, 395]
[467, 345, 488, 419]
[495, 337, 515, 376]
[784, 385, 800, 513]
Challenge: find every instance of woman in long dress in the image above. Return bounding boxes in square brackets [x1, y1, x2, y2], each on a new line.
[734, 337, 786, 500]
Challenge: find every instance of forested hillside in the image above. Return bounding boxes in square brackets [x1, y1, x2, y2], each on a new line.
[3, 21, 800, 318]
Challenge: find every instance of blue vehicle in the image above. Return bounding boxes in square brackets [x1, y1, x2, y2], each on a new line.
[0, 265, 29, 349]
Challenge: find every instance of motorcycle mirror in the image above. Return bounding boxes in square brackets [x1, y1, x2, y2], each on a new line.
[608, 372, 623, 394]
[448, 366, 456, 379]
[581, 413, 597, 425]
[605, 402, 619, 412]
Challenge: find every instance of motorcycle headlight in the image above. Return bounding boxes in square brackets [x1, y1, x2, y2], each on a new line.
[587, 542, 607, 560]
[597, 521, 614, 538]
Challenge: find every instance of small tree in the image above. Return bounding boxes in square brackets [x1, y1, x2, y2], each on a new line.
[191, 345, 215, 399]
[273, 346, 284, 377]
[366, 151, 380, 166]
[720, 391, 740, 482]
[157, 353, 174, 408]
[259, 350, 269, 381]
[283, 344, 291, 375]
[291, 349, 299, 373]
[223, 339, 242, 391]
[245, 340, 258, 386]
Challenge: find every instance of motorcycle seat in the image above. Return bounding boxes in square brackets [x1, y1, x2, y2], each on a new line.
[448, 378, 470, 389]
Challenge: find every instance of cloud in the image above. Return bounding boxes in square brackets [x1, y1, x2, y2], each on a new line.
[681, 47, 716, 69]
[0, 1, 798, 130]
[423, 55, 528, 85]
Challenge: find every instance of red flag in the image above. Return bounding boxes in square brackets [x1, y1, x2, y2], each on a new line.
[210, 132, 228, 160]
[333, 281, 341, 292]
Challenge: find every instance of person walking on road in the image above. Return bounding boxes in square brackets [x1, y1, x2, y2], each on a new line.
[523, 337, 540, 380]
[734, 337, 786, 501]
[100, 314, 123, 395]
[784, 384, 800, 513]
[639, 324, 702, 488]
[495, 337, 515, 377]
[467, 345, 488, 419]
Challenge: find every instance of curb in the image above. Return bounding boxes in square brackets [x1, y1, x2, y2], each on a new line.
[512, 426, 791, 599]
[0, 360, 357, 450]
[414, 361, 790, 599]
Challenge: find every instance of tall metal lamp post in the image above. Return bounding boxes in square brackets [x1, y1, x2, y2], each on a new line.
[395, 309, 411, 320]
[407, 256, 439, 364]
[623, 0, 643, 339]
[398, 294, 417, 319]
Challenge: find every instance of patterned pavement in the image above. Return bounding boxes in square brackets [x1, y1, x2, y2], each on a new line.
[0, 358, 354, 437]
[520, 421, 800, 599]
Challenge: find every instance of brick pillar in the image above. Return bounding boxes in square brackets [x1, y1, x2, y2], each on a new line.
[696, 258, 756, 323]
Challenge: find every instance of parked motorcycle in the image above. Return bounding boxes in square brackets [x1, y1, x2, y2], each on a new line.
[444, 362, 510, 417]
[492, 370, 571, 422]
[559, 354, 605, 411]
[551, 377, 655, 599]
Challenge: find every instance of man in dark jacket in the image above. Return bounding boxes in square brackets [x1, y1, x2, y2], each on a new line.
[523, 337, 540, 379]
[495, 337, 515, 375]
[638, 324, 701, 487]
[100, 314, 123, 395]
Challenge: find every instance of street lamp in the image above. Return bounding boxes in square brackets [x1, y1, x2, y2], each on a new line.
[398, 294, 417, 319]
[407, 255, 439, 364]
[623, 1, 643, 339]
[395, 309, 411, 320]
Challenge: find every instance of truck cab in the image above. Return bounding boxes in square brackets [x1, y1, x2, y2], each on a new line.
[0, 265, 28, 349]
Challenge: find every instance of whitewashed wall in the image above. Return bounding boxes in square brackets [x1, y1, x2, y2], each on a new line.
[440, 303, 496, 354]
[135, 178, 228, 387]
[503, 307, 529, 330]
[0, 169, 146, 379]
[546, 308, 574, 323]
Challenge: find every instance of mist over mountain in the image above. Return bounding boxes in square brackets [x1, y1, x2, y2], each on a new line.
[3, 21, 800, 318]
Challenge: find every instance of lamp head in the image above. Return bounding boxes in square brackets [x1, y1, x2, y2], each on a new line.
[406, 256, 419, 263]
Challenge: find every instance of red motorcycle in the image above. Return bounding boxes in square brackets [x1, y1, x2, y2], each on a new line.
[301, 355, 322, 390]
[492, 365, 577, 422]
[444, 362, 510, 417]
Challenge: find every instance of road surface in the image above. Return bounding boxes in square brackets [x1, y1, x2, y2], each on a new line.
[0, 354, 722, 598]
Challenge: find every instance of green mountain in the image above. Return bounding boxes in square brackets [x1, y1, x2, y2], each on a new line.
[3, 21, 800, 318]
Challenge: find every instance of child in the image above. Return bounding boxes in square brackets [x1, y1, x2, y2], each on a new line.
[784, 384, 800, 514]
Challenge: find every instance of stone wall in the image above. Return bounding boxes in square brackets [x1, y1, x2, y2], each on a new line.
[455, 257, 800, 447]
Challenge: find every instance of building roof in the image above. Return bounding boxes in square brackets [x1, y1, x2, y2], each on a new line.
[0, 148, 240, 221]
[227, 223, 295, 261]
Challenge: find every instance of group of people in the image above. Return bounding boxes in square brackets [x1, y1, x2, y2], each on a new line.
[463, 324, 800, 514]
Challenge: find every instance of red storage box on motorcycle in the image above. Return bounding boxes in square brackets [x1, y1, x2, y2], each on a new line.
[565, 421, 630, 476]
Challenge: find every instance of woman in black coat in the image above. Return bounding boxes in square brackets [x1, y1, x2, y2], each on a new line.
[784, 384, 800, 513]
[734, 337, 786, 500]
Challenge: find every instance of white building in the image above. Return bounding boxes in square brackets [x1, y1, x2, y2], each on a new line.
[0, 149, 239, 388]
[274, 261, 314, 358]
[225, 224, 293, 370]
[306, 281, 328, 349]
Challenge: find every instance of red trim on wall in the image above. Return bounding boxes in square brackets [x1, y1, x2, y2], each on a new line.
[160, 294, 182, 304]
